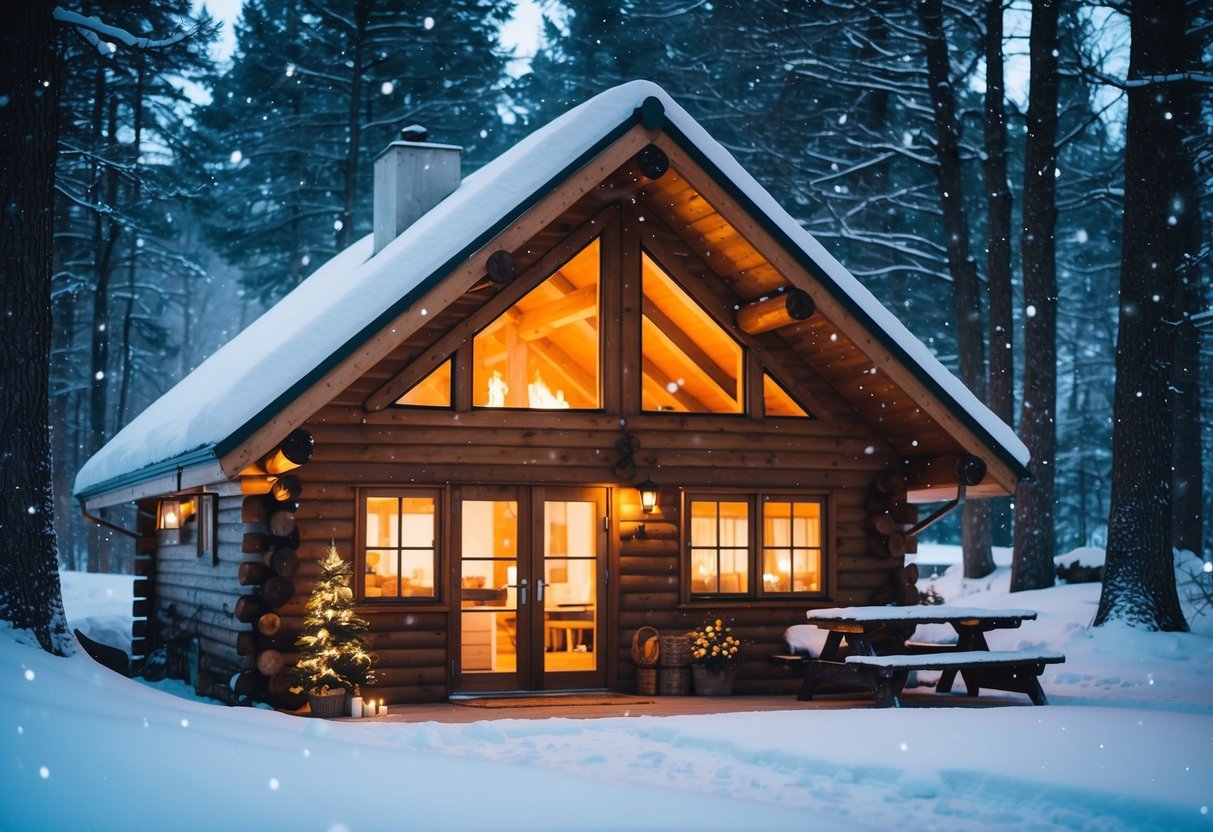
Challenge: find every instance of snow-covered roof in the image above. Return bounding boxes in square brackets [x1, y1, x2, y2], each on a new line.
[75, 80, 1028, 499]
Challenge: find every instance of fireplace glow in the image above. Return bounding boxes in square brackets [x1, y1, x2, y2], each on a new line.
[527, 372, 569, 409]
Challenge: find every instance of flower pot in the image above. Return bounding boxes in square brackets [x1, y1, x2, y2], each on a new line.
[692, 664, 737, 696]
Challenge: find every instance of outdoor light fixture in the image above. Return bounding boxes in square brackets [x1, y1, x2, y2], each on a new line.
[157, 499, 183, 531]
[638, 479, 659, 514]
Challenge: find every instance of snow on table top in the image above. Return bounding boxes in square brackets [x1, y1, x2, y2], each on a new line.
[806, 605, 1039, 623]
[844, 650, 1066, 668]
[75, 79, 1027, 496]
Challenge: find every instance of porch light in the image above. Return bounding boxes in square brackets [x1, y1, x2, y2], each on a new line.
[638, 479, 659, 514]
[157, 500, 182, 531]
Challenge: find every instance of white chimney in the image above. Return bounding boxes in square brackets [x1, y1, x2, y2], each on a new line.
[373, 125, 462, 255]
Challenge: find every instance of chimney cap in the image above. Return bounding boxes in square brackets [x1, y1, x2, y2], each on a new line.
[400, 124, 428, 142]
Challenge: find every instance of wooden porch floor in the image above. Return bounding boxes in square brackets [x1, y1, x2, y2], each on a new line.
[337, 691, 1025, 723]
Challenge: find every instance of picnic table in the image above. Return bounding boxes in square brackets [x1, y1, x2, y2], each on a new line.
[786, 605, 1065, 708]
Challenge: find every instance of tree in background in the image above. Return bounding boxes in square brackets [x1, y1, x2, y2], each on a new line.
[1095, 0, 1193, 631]
[200, 0, 511, 304]
[1, 1, 193, 653]
[915, 0, 995, 579]
[1, 0, 72, 655]
[1169, 0, 1210, 559]
[1011, 0, 1061, 592]
[51, 0, 217, 572]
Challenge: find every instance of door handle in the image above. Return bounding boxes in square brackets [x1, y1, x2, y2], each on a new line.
[519, 578, 528, 606]
[537, 579, 544, 603]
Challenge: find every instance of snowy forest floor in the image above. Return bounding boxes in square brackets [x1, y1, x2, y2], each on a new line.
[3, 549, 1212, 831]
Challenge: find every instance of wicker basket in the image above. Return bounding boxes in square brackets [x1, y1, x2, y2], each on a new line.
[307, 688, 349, 718]
[636, 666, 658, 696]
[658, 666, 690, 695]
[631, 626, 661, 667]
[658, 634, 691, 668]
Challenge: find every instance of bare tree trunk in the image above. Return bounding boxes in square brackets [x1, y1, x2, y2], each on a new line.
[917, 0, 994, 578]
[1169, 19, 1205, 557]
[0, 0, 72, 654]
[1095, 0, 1189, 631]
[117, 63, 146, 427]
[1012, 0, 1060, 592]
[337, 0, 370, 251]
[983, 0, 1015, 550]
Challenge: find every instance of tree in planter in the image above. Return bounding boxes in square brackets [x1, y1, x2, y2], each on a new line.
[295, 545, 376, 693]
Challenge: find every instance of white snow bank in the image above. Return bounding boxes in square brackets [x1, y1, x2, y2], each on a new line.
[3, 557, 1204, 830]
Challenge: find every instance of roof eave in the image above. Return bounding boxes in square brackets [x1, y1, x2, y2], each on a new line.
[75, 446, 227, 510]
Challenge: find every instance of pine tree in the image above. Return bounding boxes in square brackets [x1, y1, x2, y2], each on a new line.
[295, 544, 376, 691]
[200, 0, 511, 303]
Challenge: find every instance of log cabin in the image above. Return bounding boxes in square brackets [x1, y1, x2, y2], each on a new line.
[74, 81, 1028, 707]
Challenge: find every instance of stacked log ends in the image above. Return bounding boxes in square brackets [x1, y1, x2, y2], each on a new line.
[234, 450, 312, 708]
[865, 472, 920, 605]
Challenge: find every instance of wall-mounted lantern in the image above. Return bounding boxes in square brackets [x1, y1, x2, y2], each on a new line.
[638, 479, 659, 515]
[157, 499, 183, 532]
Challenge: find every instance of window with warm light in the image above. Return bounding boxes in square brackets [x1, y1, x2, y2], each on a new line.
[762, 372, 813, 418]
[361, 491, 439, 601]
[395, 360, 452, 407]
[761, 498, 822, 593]
[642, 253, 743, 413]
[688, 499, 750, 594]
[472, 238, 601, 409]
[686, 493, 825, 599]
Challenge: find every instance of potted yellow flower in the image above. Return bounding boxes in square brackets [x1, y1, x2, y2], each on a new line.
[688, 617, 741, 695]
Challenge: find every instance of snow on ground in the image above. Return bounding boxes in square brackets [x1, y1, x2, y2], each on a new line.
[3, 553, 1212, 831]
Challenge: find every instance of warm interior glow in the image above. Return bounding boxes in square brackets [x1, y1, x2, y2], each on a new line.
[688, 499, 750, 593]
[641, 253, 743, 413]
[763, 372, 812, 418]
[363, 494, 436, 599]
[527, 371, 569, 409]
[473, 239, 600, 409]
[395, 360, 452, 407]
[762, 499, 823, 593]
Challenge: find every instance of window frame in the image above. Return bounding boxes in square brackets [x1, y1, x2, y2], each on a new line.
[355, 486, 445, 607]
[682, 489, 830, 602]
[470, 236, 605, 413]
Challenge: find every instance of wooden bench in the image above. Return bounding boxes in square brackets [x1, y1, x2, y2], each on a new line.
[840, 650, 1066, 708]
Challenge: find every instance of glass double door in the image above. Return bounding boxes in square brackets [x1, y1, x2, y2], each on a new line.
[455, 486, 607, 693]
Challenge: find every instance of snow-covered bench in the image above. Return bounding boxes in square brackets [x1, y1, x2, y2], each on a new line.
[842, 649, 1066, 707]
[789, 606, 1065, 708]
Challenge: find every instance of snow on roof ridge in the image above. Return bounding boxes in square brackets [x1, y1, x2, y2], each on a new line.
[75, 79, 1025, 497]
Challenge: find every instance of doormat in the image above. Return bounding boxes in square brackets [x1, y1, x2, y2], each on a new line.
[455, 693, 655, 709]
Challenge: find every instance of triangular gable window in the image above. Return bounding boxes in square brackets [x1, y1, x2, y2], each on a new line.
[763, 372, 813, 419]
[395, 360, 452, 408]
[641, 252, 743, 413]
[472, 238, 601, 409]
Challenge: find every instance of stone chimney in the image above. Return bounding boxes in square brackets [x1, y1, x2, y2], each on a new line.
[373, 125, 462, 255]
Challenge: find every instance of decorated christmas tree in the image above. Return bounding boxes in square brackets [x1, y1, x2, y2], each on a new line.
[294, 544, 375, 693]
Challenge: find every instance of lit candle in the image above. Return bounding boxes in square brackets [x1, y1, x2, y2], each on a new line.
[349, 694, 363, 718]
[362, 698, 375, 718]
[379, 703, 388, 717]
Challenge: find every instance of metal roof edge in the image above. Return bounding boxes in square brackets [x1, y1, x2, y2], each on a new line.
[74, 446, 223, 504]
